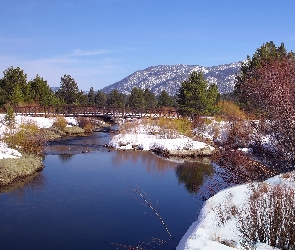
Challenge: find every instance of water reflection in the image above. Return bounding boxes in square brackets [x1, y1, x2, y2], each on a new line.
[112, 150, 178, 172]
[175, 161, 214, 194]
[0, 172, 46, 198]
[58, 153, 75, 163]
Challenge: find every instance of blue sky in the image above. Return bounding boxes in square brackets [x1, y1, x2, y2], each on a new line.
[0, 0, 294, 90]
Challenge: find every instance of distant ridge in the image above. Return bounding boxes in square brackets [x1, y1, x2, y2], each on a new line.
[101, 62, 241, 96]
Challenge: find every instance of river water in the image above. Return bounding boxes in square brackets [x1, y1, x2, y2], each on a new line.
[0, 132, 224, 250]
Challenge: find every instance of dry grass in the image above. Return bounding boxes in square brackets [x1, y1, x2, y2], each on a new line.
[52, 116, 68, 130]
[120, 117, 192, 139]
[0, 154, 44, 186]
[218, 100, 248, 121]
[63, 126, 85, 135]
[238, 183, 295, 249]
[214, 182, 295, 249]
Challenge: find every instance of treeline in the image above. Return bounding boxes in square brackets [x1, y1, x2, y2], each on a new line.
[0, 66, 221, 118]
[0, 67, 178, 109]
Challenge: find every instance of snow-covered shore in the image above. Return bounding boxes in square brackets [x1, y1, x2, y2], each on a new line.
[0, 114, 77, 159]
[176, 173, 293, 250]
[108, 120, 215, 157]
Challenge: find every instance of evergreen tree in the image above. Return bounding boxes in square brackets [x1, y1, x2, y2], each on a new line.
[157, 90, 173, 108]
[94, 90, 107, 106]
[88, 87, 95, 104]
[127, 87, 145, 108]
[11, 84, 24, 106]
[144, 88, 157, 109]
[206, 84, 220, 115]
[28, 75, 58, 106]
[56, 74, 80, 105]
[0, 66, 28, 106]
[177, 71, 219, 117]
[107, 89, 125, 107]
[77, 90, 88, 105]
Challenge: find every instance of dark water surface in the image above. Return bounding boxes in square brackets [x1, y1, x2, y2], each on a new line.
[0, 132, 219, 250]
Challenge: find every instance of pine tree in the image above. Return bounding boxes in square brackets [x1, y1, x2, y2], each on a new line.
[144, 88, 157, 109]
[177, 71, 219, 117]
[0, 66, 28, 106]
[157, 90, 173, 108]
[11, 84, 24, 106]
[107, 89, 125, 107]
[127, 87, 145, 108]
[56, 74, 80, 105]
[94, 90, 107, 106]
[88, 87, 95, 104]
[28, 75, 57, 106]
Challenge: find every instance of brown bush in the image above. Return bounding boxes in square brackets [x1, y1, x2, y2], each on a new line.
[77, 116, 94, 133]
[4, 122, 47, 155]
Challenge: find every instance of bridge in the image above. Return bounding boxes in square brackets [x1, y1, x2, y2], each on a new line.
[13, 105, 180, 119]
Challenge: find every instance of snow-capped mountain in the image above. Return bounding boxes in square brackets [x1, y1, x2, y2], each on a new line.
[101, 62, 241, 96]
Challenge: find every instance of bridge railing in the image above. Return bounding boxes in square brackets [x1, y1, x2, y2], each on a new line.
[13, 105, 180, 119]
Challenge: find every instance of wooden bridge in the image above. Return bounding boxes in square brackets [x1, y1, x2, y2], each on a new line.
[13, 105, 180, 119]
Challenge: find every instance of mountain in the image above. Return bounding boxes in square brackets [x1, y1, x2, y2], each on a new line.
[101, 62, 241, 96]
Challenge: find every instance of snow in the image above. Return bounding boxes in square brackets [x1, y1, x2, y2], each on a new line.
[0, 141, 22, 159]
[109, 132, 214, 152]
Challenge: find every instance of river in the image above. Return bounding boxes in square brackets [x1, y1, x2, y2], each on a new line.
[0, 132, 225, 250]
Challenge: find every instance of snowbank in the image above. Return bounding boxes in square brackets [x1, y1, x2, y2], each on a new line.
[0, 114, 78, 159]
[177, 173, 293, 250]
[109, 133, 214, 155]
[0, 141, 22, 159]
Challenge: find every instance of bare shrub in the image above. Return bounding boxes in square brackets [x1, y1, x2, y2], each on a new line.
[213, 149, 274, 185]
[119, 119, 140, 134]
[119, 117, 192, 139]
[225, 120, 254, 149]
[237, 183, 295, 249]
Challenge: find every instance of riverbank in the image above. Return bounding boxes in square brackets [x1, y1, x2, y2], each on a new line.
[0, 115, 79, 187]
[1, 115, 289, 249]
[108, 118, 216, 158]
[177, 171, 294, 250]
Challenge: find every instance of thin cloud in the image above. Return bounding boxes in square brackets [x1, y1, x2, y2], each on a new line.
[66, 49, 112, 57]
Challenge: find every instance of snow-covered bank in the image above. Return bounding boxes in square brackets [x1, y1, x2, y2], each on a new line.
[108, 120, 215, 156]
[177, 173, 294, 250]
[109, 133, 214, 155]
[0, 114, 78, 159]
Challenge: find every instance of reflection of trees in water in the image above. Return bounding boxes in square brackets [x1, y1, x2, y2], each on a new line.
[58, 154, 74, 163]
[175, 161, 214, 194]
[0, 172, 46, 199]
[112, 151, 178, 172]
